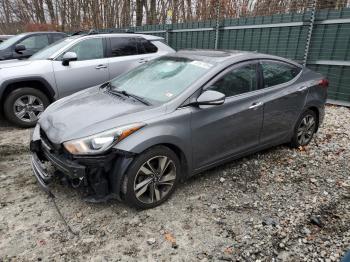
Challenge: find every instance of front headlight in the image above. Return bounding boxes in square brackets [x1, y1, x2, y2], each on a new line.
[63, 123, 145, 155]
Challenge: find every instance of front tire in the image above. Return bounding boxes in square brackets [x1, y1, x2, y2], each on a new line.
[290, 109, 318, 148]
[3, 88, 49, 128]
[122, 146, 181, 209]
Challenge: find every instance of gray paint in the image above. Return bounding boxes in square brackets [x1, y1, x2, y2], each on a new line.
[37, 50, 326, 176]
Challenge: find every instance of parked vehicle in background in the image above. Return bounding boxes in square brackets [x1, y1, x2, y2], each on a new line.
[0, 32, 66, 60]
[0, 35, 13, 43]
[30, 50, 328, 209]
[0, 33, 174, 127]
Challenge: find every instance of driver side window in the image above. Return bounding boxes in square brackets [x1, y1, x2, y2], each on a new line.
[209, 64, 257, 97]
[63, 38, 104, 61]
[18, 35, 49, 50]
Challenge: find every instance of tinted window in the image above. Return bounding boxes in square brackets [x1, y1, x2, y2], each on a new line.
[210, 64, 257, 97]
[261, 61, 301, 88]
[52, 34, 65, 43]
[137, 39, 158, 54]
[18, 35, 49, 50]
[110, 37, 137, 57]
[65, 38, 104, 61]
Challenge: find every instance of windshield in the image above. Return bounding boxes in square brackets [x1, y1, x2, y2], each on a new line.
[111, 57, 215, 104]
[29, 36, 78, 60]
[0, 34, 25, 50]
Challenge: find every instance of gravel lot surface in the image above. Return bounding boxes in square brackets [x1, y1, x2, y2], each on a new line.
[0, 105, 349, 261]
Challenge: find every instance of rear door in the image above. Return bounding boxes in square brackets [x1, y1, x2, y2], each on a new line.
[258, 60, 307, 145]
[52, 37, 109, 97]
[191, 61, 264, 170]
[106, 37, 161, 79]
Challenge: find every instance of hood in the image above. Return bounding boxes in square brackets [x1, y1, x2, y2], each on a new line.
[39, 86, 166, 144]
[0, 59, 32, 68]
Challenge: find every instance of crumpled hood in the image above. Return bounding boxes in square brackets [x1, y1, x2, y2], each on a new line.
[0, 59, 32, 68]
[39, 86, 165, 144]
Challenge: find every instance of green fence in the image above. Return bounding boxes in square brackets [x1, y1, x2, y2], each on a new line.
[116, 8, 350, 104]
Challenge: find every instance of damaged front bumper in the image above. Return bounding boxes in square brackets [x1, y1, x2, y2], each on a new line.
[30, 145, 86, 190]
[30, 125, 134, 202]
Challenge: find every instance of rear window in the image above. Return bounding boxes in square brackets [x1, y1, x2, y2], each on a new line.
[137, 39, 158, 54]
[261, 61, 301, 88]
[52, 34, 65, 43]
[110, 37, 138, 57]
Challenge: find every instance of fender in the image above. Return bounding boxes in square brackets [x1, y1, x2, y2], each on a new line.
[109, 155, 135, 201]
[0, 76, 57, 101]
[114, 110, 193, 177]
[117, 134, 192, 171]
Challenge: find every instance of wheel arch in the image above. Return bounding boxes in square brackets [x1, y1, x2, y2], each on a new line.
[0, 77, 56, 106]
[111, 142, 190, 202]
[120, 141, 190, 179]
[152, 143, 190, 180]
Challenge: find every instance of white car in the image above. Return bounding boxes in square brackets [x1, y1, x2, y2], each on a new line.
[0, 32, 175, 127]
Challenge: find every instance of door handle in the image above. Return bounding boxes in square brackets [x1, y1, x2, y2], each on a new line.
[249, 102, 263, 110]
[138, 59, 148, 63]
[298, 86, 309, 92]
[95, 64, 108, 69]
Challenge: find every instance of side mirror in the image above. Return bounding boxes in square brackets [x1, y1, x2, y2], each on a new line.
[15, 44, 26, 53]
[62, 52, 77, 66]
[196, 90, 225, 106]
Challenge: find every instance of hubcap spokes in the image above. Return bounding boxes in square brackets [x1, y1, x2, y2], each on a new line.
[297, 115, 316, 145]
[13, 95, 44, 122]
[134, 156, 176, 204]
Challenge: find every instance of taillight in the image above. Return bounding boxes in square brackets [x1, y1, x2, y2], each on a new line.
[318, 79, 329, 88]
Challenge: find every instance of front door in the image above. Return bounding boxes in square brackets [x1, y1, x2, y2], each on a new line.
[191, 62, 264, 170]
[53, 37, 109, 98]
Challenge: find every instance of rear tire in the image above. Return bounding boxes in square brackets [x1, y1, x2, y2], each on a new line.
[122, 146, 181, 209]
[290, 109, 318, 148]
[3, 87, 49, 128]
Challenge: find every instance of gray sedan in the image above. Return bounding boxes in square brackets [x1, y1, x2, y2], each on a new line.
[30, 50, 328, 209]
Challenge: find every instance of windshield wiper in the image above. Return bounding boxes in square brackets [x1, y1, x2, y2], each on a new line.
[109, 87, 151, 106]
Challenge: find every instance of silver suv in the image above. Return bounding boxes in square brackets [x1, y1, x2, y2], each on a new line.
[0, 33, 174, 127]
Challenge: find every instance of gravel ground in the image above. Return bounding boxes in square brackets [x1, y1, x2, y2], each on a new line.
[0, 105, 349, 261]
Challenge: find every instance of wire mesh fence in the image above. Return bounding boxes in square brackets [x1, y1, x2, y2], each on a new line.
[123, 0, 350, 103]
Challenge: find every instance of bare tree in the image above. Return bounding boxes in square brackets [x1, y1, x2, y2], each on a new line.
[0, 0, 349, 34]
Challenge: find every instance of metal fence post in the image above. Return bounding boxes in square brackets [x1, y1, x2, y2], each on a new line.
[214, 1, 221, 49]
[165, 28, 169, 45]
[303, 0, 317, 66]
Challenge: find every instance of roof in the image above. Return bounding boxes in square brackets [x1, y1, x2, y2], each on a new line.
[174, 49, 301, 67]
[0, 35, 13, 39]
[74, 33, 163, 41]
[21, 31, 66, 36]
[174, 49, 255, 63]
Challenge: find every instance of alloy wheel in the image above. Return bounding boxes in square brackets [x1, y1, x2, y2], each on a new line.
[134, 156, 177, 204]
[297, 114, 316, 145]
[13, 95, 45, 123]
